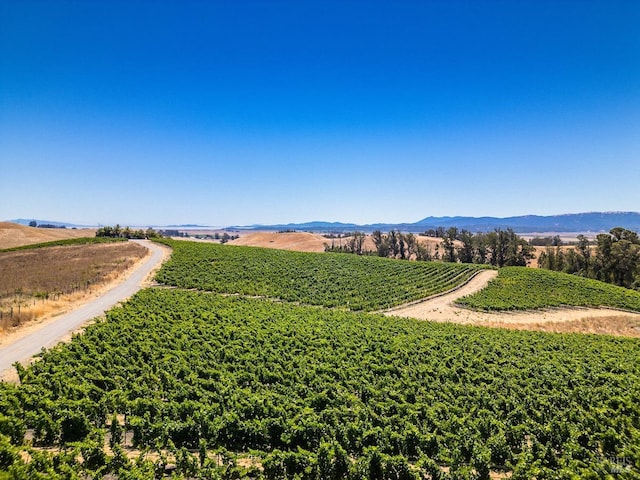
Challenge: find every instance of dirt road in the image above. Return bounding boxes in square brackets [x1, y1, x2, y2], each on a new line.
[385, 269, 640, 336]
[0, 240, 167, 379]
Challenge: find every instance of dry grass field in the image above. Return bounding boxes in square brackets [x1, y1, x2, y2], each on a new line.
[0, 222, 97, 249]
[227, 230, 447, 255]
[228, 231, 328, 252]
[0, 242, 148, 331]
[480, 315, 640, 338]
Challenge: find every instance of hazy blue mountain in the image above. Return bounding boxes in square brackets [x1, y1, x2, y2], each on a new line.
[9, 212, 640, 234]
[236, 212, 640, 233]
[8, 219, 85, 228]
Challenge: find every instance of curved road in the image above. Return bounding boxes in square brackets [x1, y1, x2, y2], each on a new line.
[385, 269, 640, 329]
[0, 240, 167, 378]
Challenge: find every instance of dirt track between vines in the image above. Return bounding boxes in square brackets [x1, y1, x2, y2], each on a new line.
[385, 270, 640, 337]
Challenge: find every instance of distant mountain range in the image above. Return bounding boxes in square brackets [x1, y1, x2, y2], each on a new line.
[7, 219, 211, 229]
[232, 212, 640, 234]
[8, 212, 640, 234]
[8, 219, 88, 228]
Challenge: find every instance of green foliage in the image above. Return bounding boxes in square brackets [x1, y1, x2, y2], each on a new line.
[96, 224, 160, 239]
[155, 240, 484, 311]
[1, 289, 638, 477]
[2, 236, 639, 478]
[539, 228, 640, 290]
[457, 266, 640, 311]
[0, 236, 126, 252]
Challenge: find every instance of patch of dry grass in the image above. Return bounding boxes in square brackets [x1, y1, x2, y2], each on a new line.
[0, 242, 147, 330]
[0, 222, 97, 249]
[483, 316, 640, 338]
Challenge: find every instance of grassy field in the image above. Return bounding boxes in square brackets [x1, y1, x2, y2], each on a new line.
[156, 239, 486, 311]
[0, 241, 147, 329]
[457, 266, 640, 312]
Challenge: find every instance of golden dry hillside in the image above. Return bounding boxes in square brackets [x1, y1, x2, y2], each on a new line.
[227, 230, 446, 255]
[0, 222, 97, 250]
[228, 231, 329, 252]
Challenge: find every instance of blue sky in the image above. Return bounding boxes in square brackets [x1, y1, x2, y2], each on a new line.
[1, 1, 638, 226]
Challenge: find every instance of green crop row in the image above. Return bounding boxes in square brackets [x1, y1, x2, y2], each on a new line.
[155, 240, 485, 311]
[1, 289, 638, 478]
[457, 266, 640, 311]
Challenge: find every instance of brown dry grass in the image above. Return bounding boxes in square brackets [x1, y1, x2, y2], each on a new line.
[0, 242, 147, 331]
[481, 315, 640, 337]
[227, 231, 447, 255]
[228, 231, 329, 252]
[0, 222, 97, 249]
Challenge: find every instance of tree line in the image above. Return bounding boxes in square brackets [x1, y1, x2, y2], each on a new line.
[538, 227, 640, 290]
[326, 228, 535, 267]
[95, 224, 161, 240]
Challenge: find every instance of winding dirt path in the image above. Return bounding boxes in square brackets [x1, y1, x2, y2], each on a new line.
[385, 270, 640, 337]
[0, 240, 170, 380]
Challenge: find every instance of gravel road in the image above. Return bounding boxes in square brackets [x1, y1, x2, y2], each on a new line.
[0, 240, 166, 378]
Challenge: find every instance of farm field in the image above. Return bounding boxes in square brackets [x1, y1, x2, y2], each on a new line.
[0, 240, 148, 331]
[156, 240, 485, 311]
[1, 288, 639, 478]
[457, 267, 640, 312]
[1, 239, 639, 478]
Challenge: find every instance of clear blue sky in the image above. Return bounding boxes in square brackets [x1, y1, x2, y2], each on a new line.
[1, 1, 639, 226]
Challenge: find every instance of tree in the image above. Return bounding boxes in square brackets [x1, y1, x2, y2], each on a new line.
[474, 233, 489, 264]
[348, 232, 366, 255]
[404, 233, 418, 260]
[29, 220, 37, 227]
[456, 230, 474, 264]
[371, 230, 389, 257]
[442, 227, 458, 263]
[388, 231, 400, 259]
[414, 241, 432, 262]
[575, 235, 591, 275]
[540, 227, 640, 290]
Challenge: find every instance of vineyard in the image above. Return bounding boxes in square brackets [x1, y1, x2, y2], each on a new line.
[2, 289, 639, 478]
[457, 266, 640, 312]
[155, 240, 485, 311]
[1, 240, 639, 478]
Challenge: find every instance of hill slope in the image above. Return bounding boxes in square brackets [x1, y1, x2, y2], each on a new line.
[0, 222, 96, 249]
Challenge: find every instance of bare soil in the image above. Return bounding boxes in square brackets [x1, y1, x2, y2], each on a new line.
[385, 270, 640, 337]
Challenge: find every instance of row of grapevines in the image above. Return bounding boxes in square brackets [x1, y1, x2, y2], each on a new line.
[1, 289, 639, 478]
[457, 266, 640, 311]
[154, 239, 485, 311]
